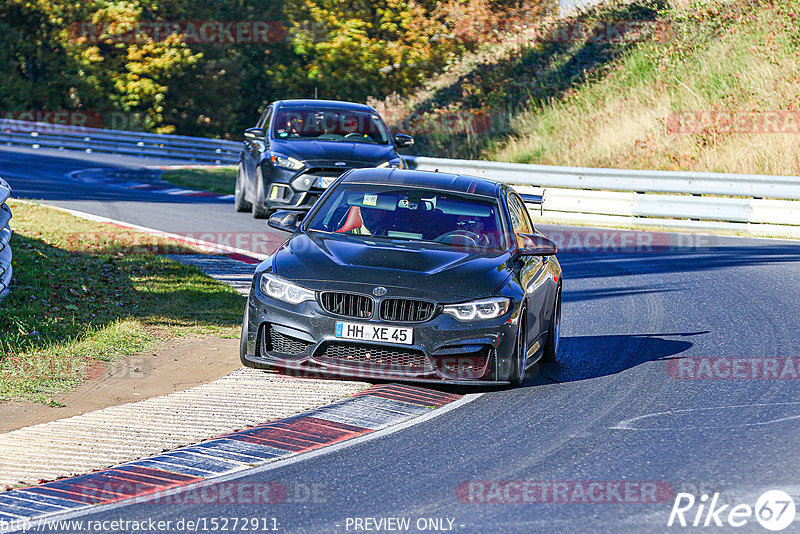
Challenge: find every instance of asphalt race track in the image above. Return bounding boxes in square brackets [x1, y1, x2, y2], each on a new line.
[4, 147, 800, 533]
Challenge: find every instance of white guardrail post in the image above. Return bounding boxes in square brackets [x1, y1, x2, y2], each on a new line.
[408, 156, 800, 235]
[0, 119, 241, 164]
[0, 179, 12, 300]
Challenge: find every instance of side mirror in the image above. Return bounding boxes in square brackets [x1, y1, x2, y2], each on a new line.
[394, 134, 414, 148]
[517, 233, 557, 256]
[268, 210, 304, 232]
[244, 127, 266, 140]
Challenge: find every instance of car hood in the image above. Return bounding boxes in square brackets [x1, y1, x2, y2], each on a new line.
[271, 232, 512, 301]
[269, 139, 395, 165]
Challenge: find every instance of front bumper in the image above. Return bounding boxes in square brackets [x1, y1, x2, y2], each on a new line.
[241, 287, 518, 385]
[262, 161, 375, 211]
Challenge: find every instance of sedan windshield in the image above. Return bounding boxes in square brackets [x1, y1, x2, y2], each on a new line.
[272, 107, 391, 144]
[308, 185, 506, 250]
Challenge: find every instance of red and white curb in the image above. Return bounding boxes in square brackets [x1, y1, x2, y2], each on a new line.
[15, 201, 272, 262]
[0, 385, 468, 531]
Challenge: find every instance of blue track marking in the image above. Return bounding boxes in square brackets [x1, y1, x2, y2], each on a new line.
[309, 395, 431, 429]
[124, 460, 214, 479]
[181, 440, 286, 464]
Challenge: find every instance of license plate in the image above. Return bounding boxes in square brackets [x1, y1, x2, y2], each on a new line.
[317, 176, 337, 189]
[335, 321, 413, 345]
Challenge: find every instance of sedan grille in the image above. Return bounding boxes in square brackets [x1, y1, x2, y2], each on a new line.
[379, 298, 436, 322]
[262, 326, 311, 356]
[314, 342, 430, 373]
[320, 292, 373, 319]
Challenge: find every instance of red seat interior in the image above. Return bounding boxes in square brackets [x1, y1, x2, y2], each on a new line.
[336, 206, 364, 233]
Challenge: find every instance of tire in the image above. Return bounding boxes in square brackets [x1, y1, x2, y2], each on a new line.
[509, 313, 527, 386]
[541, 285, 562, 363]
[234, 165, 252, 212]
[251, 168, 272, 219]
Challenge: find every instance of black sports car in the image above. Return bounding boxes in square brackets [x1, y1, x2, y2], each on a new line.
[240, 168, 562, 385]
[235, 99, 414, 218]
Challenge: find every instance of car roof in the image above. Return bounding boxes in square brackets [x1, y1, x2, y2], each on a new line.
[273, 99, 376, 113]
[340, 168, 502, 198]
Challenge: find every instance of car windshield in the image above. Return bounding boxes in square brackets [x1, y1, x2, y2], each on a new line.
[307, 185, 506, 250]
[272, 107, 391, 144]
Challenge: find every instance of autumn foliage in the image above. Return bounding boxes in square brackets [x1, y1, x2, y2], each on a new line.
[0, 0, 545, 138]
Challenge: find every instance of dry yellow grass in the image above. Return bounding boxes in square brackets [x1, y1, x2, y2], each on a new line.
[377, 0, 800, 176]
[491, 0, 800, 175]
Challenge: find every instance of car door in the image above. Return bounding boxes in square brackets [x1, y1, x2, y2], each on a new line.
[243, 106, 272, 194]
[507, 193, 551, 353]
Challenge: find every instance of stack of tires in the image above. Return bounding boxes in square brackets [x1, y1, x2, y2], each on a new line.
[0, 178, 12, 300]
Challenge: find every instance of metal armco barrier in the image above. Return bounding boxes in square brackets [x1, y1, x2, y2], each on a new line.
[0, 119, 240, 164]
[3, 117, 799, 235]
[409, 156, 800, 234]
[0, 179, 12, 300]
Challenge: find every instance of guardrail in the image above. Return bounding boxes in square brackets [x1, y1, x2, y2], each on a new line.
[2, 118, 798, 236]
[0, 119, 240, 164]
[409, 156, 800, 236]
[0, 179, 12, 300]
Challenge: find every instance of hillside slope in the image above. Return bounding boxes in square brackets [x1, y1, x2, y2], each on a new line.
[374, 0, 800, 176]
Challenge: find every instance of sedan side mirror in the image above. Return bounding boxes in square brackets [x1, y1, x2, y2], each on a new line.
[394, 134, 414, 148]
[268, 210, 304, 232]
[517, 233, 557, 256]
[244, 127, 266, 139]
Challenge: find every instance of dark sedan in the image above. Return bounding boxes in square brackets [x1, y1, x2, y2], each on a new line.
[240, 168, 562, 385]
[236, 99, 414, 218]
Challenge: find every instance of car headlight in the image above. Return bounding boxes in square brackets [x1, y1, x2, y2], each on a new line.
[259, 273, 315, 304]
[442, 297, 511, 321]
[377, 158, 403, 169]
[270, 153, 304, 170]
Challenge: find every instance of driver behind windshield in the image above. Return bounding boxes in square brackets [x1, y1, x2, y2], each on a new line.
[273, 108, 389, 144]
[313, 187, 504, 250]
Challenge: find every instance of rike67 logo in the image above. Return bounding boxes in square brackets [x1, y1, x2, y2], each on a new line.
[668, 490, 796, 531]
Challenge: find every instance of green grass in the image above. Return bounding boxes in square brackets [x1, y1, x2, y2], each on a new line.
[0, 201, 246, 403]
[162, 166, 237, 195]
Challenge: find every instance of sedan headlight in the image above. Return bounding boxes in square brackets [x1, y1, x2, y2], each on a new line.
[259, 274, 315, 304]
[270, 153, 304, 170]
[442, 297, 511, 322]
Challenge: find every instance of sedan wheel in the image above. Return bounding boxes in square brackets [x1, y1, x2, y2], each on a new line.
[252, 169, 272, 219]
[234, 166, 252, 212]
[542, 286, 561, 362]
[509, 314, 527, 386]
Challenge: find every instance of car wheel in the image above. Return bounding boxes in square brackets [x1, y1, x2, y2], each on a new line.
[252, 168, 272, 219]
[234, 165, 252, 212]
[541, 285, 561, 362]
[509, 312, 527, 386]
